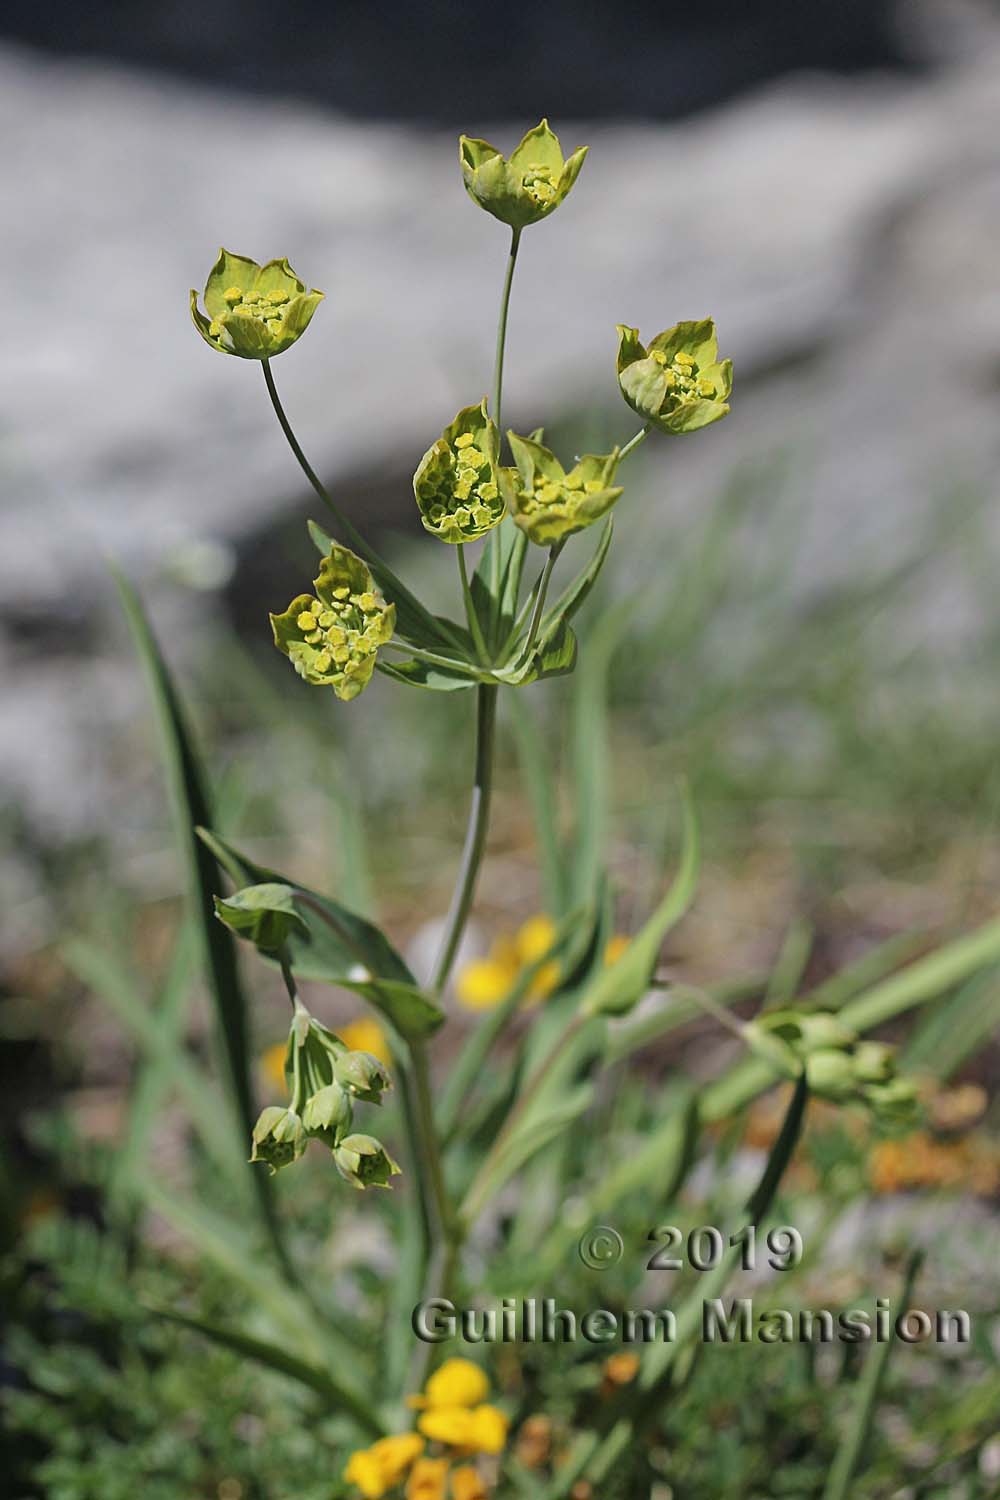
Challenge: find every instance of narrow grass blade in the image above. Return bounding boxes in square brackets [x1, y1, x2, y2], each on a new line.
[113, 568, 289, 1267]
[154, 1307, 385, 1437]
[508, 694, 565, 916]
[821, 1251, 924, 1500]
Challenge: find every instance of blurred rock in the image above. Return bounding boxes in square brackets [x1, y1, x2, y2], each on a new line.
[1, 30, 1000, 854]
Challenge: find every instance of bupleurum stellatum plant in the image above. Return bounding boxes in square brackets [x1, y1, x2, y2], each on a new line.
[181, 120, 935, 1500]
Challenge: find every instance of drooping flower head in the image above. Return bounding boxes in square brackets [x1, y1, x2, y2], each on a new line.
[506, 432, 623, 546]
[270, 544, 395, 701]
[459, 119, 588, 229]
[616, 319, 732, 434]
[333, 1132, 401, 1190]
[190, 249, 323, 359]
[413, 401, 503, 543]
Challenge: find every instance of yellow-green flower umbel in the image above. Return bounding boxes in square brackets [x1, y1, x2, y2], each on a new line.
[506, 432, 623, 547]
[459, 119, 588, 230]
[190, 249, 323, 359]
[270, 544, 395, 701]
[616, 320, 733, 434]
[413, 401, 503, 543]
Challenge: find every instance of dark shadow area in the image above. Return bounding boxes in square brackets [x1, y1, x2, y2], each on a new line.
[2, 0, 914, 119]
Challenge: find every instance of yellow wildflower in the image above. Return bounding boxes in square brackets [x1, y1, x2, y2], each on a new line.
[344, 1449, 388, 1499]
[456, 956, 516, 1010]
[260, 1040, 287, 1093]
[407, 1457, 451, 1500]
[451, 1466, 489, 1500]
[339, 1017, 392, 1068]
[466, 1405, 508, 1455]
[413, 1357, 490, 1411]
[345, 1433, 426, 1497]
[418, 1408, 475, 1447]
[604, 934, 630, 966]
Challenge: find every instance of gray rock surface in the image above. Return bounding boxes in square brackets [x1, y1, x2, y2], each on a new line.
[2, 31, 1000, 860]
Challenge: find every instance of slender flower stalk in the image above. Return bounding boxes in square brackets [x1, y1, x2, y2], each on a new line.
[262, 360, 464, 654]
[618, 422, 652, 462]
[522, 541, 563, 655]
[431, 685, 499, 995]
[457, 545, 491, 666]
[485, 228, 522, 643]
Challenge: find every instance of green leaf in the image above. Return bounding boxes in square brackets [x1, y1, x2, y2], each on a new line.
[581, 787, 700, 1016]
[376, 657, 478, 692]
[493, 617, 578, 686]
[821, 1252, 924, 1500]
[540, 518, 613, 636]
[200, 833, 444, 1038]
[153, 1307, 385, 1436]
[112, 569, 283, 1240]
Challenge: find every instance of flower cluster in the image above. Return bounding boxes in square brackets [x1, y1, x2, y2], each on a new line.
[270, 544, 395, 701]
[190, 250, 324, 360]
[505, 433, 623, 547]
[459, 119, 587, 230]
[345, 1359, 507, 1498]
[413, 403, 503, 543]
[616, 320, 732, 435]
[746, 1009, 920, 1123]
[251, 1009, 399, 1187]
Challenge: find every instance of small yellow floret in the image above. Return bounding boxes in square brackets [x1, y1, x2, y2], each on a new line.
[451, 1467, 489, 1500]
[467, 1404, 509, 1454]
[674, 350, 695, 367]
[650, 349, 667, 366]
[339, 1017, 391, 1066]
[296, 610, 317, 631]
[344, 1449, 387, 1499]
[454, 432, 476, 449]
[223, 286, 243, 305]
[583, 480, 603, 494]
[266, 288, 289, 305]
[422, 1357, 490, 1410]
[406, 1457, 450, 1500]
[478, 482, 498, 502]
[456, 957, 514, 1010]
[697, 377, 715, 397]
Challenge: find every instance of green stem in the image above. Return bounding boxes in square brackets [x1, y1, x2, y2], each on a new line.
[522, 542, 563, 655]
[486, 228, 522, 641]
[431, 685, 499, 993]
[457, 544, 490, 665]
[492, 227, 521, 453]
[261, 360, 462, 653]
[618, 422, 652, 462]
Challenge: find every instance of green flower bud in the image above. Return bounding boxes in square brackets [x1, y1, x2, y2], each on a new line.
[190, 249, 323, 360]
[805, 1048, 856, 1101]
[302, 1083, 353, 1147]
[797, 1013, 857, 1055]
[333, 1050, 392, 1105]
[742, 1016, 803, 1080]
[852, 1040, 896, 1084]
[506, 432, 623, 546]
[250, 1105, 306, 1174]
[616, 320, 732, 435]
[459, 119, 588, 230]
[865, 1077, 920, 1125]
[270, 544, 395, 700]
[413, 401, 504, 543]
[333, 1133, 401, 1191]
